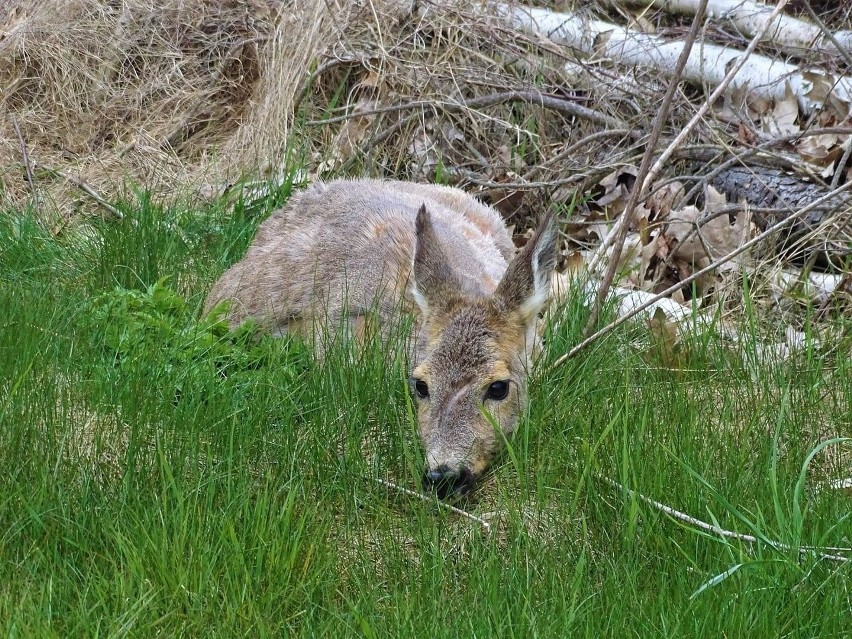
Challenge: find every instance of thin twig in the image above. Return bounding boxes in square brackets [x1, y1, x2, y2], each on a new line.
[334, 89, 637, 149]
[307, 99, 437, 126]
[457, 167, 597, 190]
[595, 474, 850, 562]
[521, 128, 637, 183]
[293, 53, 368, 116]
[372, 477, 491, 533]
[799, 0, 852, 69]
[550, 178, 852, 369]
[831, 138, 852, 191]
[11, 115, 35, 195]
[37, 163, 124, 220]
[582, 0, 710, 336]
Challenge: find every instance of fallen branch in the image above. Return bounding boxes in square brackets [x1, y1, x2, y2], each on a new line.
[619, 0, 852, 60]
[37, 164, 124, 220]
[372, 477, 492, 532]
[11, 116, 35, 196]
[497, 3, 852, 112]
[596, 474, 851, 562]
[321, 91, 632, 129]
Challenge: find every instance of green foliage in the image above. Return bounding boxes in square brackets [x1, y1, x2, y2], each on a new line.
[87, 276, 309, 405]
[0, 190, 850, 637]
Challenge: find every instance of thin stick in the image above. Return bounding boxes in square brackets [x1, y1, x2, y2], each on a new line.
[11, 115, 36, 195]
[312, 89, 632, 131]
[37, 163, 124, 220]
[799, 0, 852, 70]
[550, 178, 852, 369]
[582, 0, 709, 338]
[830, 137, 852, 191]
[372, 477, 491, 532]
[596, 474, 850, 562]
[521, 128, 636, 183]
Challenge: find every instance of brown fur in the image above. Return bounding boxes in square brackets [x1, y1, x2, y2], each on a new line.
[205, 178, 558, 496]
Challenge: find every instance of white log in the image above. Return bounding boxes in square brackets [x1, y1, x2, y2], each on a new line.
[767, 268, 844, 305]
[496, 4, 852, 114]
[625, 0, 852, 58]
[551, 274, 815, 363]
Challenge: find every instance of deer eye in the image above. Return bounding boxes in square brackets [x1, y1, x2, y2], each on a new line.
[414, 379, 429, 398]
[486, 380, 510, 401]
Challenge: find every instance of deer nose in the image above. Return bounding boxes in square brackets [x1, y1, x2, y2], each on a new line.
[422, 465, 475, 499]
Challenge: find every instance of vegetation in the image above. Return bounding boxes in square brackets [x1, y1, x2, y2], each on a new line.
[1, 191, 849, 636]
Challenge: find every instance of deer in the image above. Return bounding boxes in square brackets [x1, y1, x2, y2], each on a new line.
[204, 179, 558, 499]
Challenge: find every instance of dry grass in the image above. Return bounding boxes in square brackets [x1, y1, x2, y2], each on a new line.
[0, 0, 400, 218]
[1, 0, 850, 325]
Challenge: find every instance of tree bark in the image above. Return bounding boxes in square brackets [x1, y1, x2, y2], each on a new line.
[709, 166, 851, 263]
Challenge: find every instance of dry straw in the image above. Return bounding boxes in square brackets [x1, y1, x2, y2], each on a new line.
[0, 0, 407, 215]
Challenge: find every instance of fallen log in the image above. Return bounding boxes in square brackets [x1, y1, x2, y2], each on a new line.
[496, 3, 852, 114]
[709, 166, 852, 263]
[618, 0, 852, 60]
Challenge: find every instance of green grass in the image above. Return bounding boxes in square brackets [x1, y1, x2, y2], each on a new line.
[1, 190, 850, 637]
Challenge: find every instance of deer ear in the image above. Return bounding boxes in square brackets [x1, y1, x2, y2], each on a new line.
[495, 212, 558, 323]
[411, 204, 462, 315]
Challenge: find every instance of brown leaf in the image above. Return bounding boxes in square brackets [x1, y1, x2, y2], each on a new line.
[668, 187, 752, 265]
[796, 132, 844, 167]
[763, 83, 799, 138]
[593, 166, 638, 212]
[645, 180, 684, 221]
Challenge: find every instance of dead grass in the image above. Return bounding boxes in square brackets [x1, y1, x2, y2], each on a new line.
[1, 0, 849, 328]
[0, 0, 401, 219]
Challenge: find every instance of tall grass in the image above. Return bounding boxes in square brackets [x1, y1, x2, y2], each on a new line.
[0, 192, 849, 637]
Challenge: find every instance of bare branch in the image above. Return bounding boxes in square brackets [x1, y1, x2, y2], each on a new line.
[550, 178, 852, 369]
[596, 474, 851, 563]
[11, 116, 36, 196]
[37, 164, 124, 220]
[372, 477, 492, 533]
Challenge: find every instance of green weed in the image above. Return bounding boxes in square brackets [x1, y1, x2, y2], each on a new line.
[0, 191, 849, 637]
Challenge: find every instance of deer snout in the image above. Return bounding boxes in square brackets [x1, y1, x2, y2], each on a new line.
[422, 465, 476, 500]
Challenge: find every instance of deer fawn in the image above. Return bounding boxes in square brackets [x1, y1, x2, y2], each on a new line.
[205, 179, 558, 499]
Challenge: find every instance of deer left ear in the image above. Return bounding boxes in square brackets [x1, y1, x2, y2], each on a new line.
[495, 212, 559, 323]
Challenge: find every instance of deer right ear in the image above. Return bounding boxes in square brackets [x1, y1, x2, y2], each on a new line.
[411, 204, 461, 315]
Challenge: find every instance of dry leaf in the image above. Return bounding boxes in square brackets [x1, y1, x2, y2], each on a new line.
[796, 133, 844, 166]
[594, 166, 638, 212]
[645, 180, 684, 221]
[669, 187, 753, 265]
[763, 82, 799, 138]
